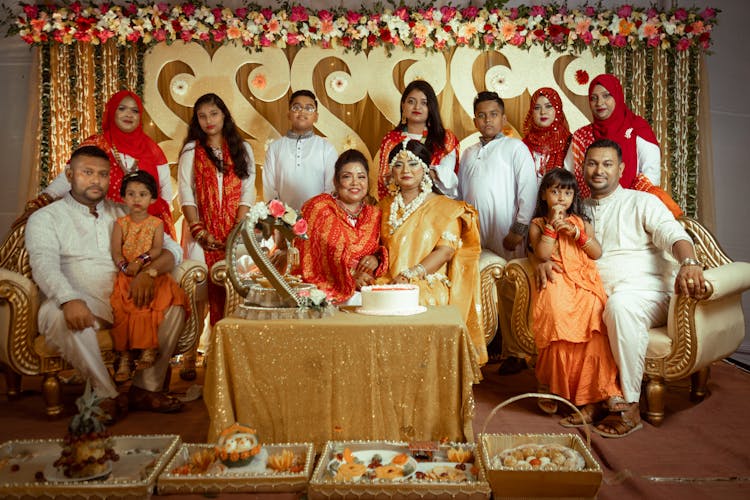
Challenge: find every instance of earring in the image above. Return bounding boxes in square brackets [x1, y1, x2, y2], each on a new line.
[388, 179, 399, 195]
[400, 115, 406, 125]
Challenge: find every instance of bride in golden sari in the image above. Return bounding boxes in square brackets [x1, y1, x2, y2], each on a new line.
[379, 140, 487, 365]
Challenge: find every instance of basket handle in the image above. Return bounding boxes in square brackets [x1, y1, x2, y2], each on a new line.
[480, 392, 592, 449]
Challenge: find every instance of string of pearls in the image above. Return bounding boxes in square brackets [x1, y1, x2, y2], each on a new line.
[387, 149, 433, 234]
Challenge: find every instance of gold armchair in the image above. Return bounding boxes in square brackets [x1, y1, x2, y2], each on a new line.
[210, 248, 507, 346]
[0, 217, 208, 417]
[502, 216, 750, 425]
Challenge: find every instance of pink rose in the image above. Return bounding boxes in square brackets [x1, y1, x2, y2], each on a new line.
[182, 3, 196, 17]
[701, 8, 717, 20]
[346, 11, 361, 24]
[674, 8, 688, 21]
[261, 8, 273, 21]
[441, 6, 457, 23]
[395, 6, 409, 22]
[290, 6, 309, 22]
[676, 37, 690, 51]
[23, 5, 39, 18]
[617, 5, 633, 18]
[268, 200, 286, 218]
[235, 7, 248, 19]
[293, 219, 308, 236]
[156, 2, 169, 14]
[318, 9, 333, 22]
[530, 6, 546, 18]
[154, 29, 167, 42]
[585, 6, 596, 17]
[460, 6, 478, 20]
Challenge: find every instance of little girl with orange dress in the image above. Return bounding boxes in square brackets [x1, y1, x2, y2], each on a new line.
[110, 171, 189, 382]
[528, 169, 624, 427]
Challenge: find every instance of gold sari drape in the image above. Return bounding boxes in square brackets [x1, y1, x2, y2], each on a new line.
[379, 194, 487, 365]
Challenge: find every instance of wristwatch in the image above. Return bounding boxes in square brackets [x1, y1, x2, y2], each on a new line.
[679, 257, 703, 268]
[143, 268, 158, 278]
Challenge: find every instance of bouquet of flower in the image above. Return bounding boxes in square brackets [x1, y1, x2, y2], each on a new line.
[247, 199, 308, 241]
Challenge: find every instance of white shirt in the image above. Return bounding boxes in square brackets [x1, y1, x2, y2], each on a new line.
[588, 186, 691, 296]
[177, 141, 256, 208]
[44, 154, 173, 203]
[458, 135, 538, 260]
[25, 193, 183, 322]
[262, 134, 337, 210]
[564, 135, 662, 187]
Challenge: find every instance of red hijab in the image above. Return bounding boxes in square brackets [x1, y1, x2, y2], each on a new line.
[589, 74, 659, 189]
[522, 87, 571, 176]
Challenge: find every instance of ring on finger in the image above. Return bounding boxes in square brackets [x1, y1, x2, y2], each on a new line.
[687, 278, 695, 285]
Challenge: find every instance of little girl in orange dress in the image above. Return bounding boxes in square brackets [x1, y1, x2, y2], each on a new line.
[528, 169, 623, 427]
[110, 171, 189, 382]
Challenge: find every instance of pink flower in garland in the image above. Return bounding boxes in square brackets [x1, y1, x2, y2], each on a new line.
[701, 8, 717, 20]
[318, 9, 333, 22]
[394, 6, 409, 22]
[676, 37, 690, 51]
[617, 5, 634, 18]
[612, 34, 627, 47]
[211, 29, 226, 42]
[346, 11, 361, 24]
[260, 8, 273, 21]
[287, 32, 300, 45]
[460, 6, 478, 20]
[22, 4, 39, 18]
[509, 7, 519, 20]
[674, 8, 688, 21]
[580, 31, 593, 45]
[289, 6, 308, 23]
[182, 3, 195, 17]
[235, 7, 248, 19]
[440, 6, 457, 23]
[125, 3, 138, 16]
[647, 36, 660, 48]
[156, 2, 169, 14]
[530, 6, 546, 18]
[585, 6, 596, 17]
[154, 29, 167, 42]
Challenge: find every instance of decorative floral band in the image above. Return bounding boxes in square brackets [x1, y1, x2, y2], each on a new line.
[6, 2, 718, 54]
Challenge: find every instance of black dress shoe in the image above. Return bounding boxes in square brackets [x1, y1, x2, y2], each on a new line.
[497, 356, 527, 375]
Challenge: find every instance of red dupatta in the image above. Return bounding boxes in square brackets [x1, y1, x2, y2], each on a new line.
[376, 128, 459, 199]
[522, 87, 571, 177]
[81, 90, 175, 238]
[294, 194, 387, 304]
[192, 141, 242, 271]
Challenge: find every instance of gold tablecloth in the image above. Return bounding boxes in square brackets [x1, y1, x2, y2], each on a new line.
[204, 306, 482, 448]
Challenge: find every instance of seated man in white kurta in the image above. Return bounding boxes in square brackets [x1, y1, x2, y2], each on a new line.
[25, 145, 186, 418]
[459, 91, 537, 374]
[536, 139, 706, 437]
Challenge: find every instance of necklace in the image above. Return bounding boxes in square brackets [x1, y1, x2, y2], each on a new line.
[402, 126, 428, 144]
[388, 189, 429, 234]
[336, 199, 364, 219]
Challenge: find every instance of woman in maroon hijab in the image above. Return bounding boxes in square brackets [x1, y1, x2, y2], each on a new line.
[522, 87, 572, 183]
[566, 74, 681, 216]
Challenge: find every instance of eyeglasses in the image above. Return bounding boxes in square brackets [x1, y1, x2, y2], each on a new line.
[290, 104, 317, 114]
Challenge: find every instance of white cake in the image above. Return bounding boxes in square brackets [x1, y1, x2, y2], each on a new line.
[359, 284, 420, 314]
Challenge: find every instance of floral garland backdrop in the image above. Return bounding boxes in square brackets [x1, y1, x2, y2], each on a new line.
[4, 2, 718, 218]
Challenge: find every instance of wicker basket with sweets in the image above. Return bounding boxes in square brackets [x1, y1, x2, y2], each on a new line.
[478, 393, 603, 499]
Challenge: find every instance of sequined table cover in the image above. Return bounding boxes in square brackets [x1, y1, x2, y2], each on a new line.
[204, 306, 481, 449]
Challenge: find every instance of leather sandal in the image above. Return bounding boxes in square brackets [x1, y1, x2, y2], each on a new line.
[128, 385, 183, 413]
[559, 403, 607, 428]
[594, 404, 643, 438]
[135, 348, 157, 371]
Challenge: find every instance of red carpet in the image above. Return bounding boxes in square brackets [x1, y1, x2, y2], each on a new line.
[2, 359, 749, 499]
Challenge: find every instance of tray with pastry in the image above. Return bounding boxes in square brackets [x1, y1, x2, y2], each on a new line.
[308, 440, 490, 499]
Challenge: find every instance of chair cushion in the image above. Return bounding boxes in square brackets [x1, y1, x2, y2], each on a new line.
[646, 325, 672, 359]
[33, 329, 114, 357]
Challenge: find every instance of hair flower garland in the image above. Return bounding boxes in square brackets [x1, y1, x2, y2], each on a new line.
[3, 2, 719, 54]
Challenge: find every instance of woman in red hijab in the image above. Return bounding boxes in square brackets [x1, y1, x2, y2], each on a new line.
[40, 90, 176, 237]
[522, 87, 572, 183]
[566, 74, 682, 216]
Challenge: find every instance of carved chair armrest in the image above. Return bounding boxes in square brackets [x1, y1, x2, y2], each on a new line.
[0, 268, 41, 375]
[664, 261, 750, 379]
[172, 259, 208, 355]
[209, 260, 243, 318]
[502, 257, 539, 358]
[479, 249, 506, 345]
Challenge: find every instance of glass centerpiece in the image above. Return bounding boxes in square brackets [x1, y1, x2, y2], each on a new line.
[226, 200, 333, 320]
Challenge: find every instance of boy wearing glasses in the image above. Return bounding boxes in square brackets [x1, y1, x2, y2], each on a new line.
[262, 90, 337, 210]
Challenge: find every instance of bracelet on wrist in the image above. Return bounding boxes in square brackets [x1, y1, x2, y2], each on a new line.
[576, 229, 588, 247]
[542, 224, 558, 239]
[679, 257, 703, 268]
[117, 259, 128, 273]
[137, 253, 152, 266]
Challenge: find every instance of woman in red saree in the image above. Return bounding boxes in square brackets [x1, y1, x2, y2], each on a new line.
[376, 80, 459, 199]
[295, 149, 388, 304]
[38, 90, 176, 237]
[522, 87, 572, 183]
[177, 93, 255, 378]
[565, 74, 682, 216]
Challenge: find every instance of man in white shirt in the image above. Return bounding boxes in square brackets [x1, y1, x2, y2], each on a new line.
[262, 90, 337, 210]
[536, 139, 705, 437]
[459, 91, 537, 375]
[25, 146, 186, 419]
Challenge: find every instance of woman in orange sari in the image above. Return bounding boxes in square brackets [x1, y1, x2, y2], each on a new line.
[38, 90, 175, 237]
[376, 80, 460, 199]
[177, 93, 255, 377]
[522, 87, 571, 183]
[295, 149, 388, 305]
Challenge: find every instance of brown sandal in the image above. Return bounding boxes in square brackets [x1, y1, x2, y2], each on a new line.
[594, 405, 643, 438]
[128, 386, 183, 413]
[559, 403, 607, 428]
